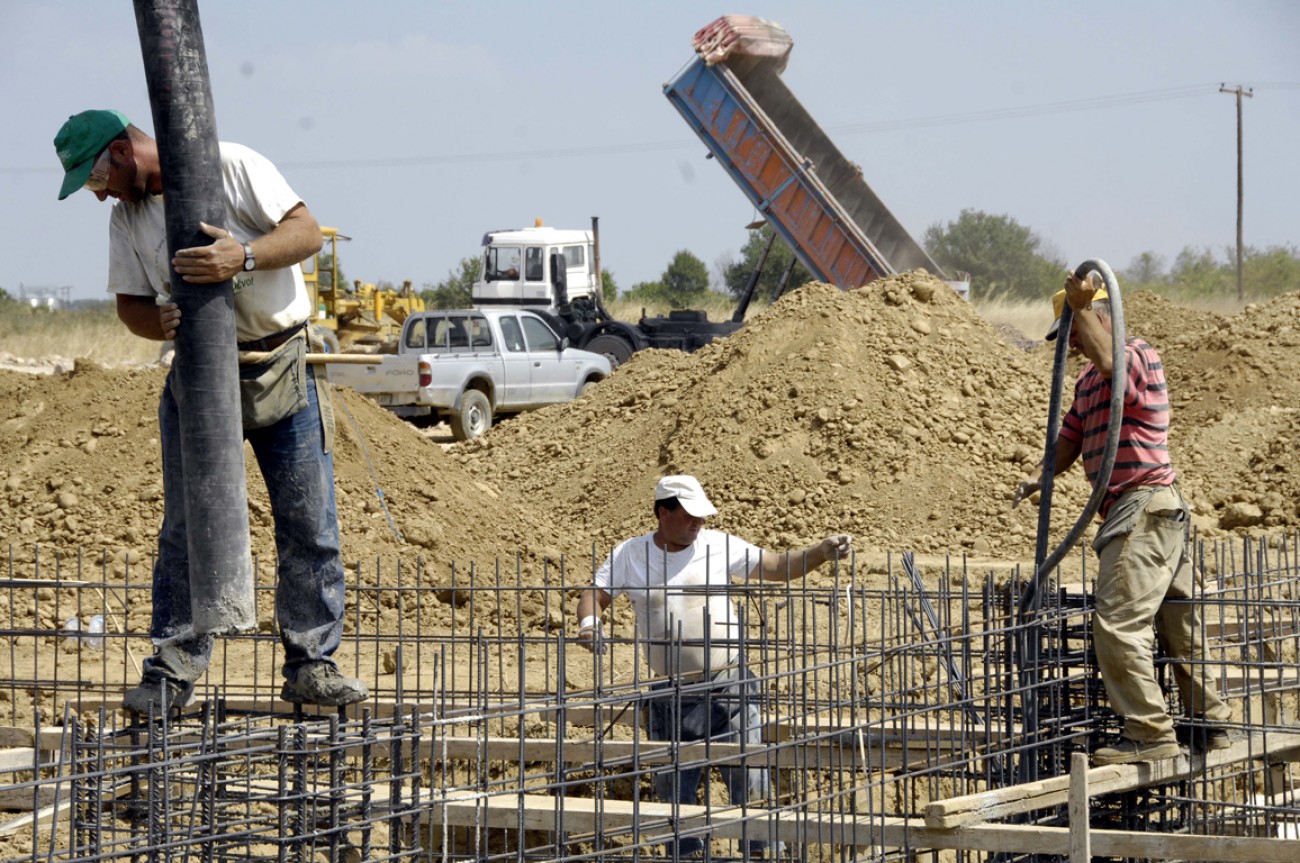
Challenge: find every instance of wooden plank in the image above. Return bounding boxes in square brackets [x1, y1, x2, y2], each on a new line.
[0, 783, 58, 810]
[0, 777, 129, 836]
[0, 728, 67, 753]
[0, 801, 66, 838]
[0, 750, 37, 773]
[0, 729, 930, 775]
[418, 794, 1300, 862]
[1218, 669, 1300, 691]
[1068, 751, 1089, 863]
[0, 730, 33, 749]
[924, 731, 1300, 829]
[1206, 619, 1300, 641]
[68, 694, 1013, 749]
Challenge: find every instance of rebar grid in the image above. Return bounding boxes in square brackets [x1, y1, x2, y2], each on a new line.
[0, 534, 1296, 863]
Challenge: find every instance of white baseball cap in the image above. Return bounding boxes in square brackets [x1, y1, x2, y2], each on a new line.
[654, 475, 717, 517]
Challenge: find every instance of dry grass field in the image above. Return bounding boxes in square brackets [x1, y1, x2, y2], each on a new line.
[0, 286, 1255, 369]
[0, 301, 160, 366]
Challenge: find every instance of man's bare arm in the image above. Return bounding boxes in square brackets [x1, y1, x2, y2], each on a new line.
[1012, 435, 1082, 508]
[116, 294, 180, 341]
[171, 203, 323, 283]
[749, 535, 853, 582]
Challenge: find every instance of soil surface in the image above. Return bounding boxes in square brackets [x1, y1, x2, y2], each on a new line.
[2, 276, 1298, 852]
[3, 276, 1298, 577]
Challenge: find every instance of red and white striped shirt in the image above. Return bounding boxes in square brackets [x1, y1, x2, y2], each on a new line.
[1058, 338, 1176, 518]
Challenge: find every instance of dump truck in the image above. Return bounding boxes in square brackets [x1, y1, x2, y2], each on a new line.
[472, 17, 959, 368]
[303, 227, 426, 353]
[663, 15, 962, 295]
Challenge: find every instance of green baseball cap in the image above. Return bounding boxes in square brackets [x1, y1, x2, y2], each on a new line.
[54, 109, 130, 200]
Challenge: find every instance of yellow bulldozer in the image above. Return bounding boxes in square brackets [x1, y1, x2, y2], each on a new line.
[303, 227, 425, 354]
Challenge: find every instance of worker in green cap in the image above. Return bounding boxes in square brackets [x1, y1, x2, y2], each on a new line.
[54, 109, 368, 714]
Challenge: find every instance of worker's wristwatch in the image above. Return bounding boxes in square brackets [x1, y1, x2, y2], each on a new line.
[242, 242, 256, 272]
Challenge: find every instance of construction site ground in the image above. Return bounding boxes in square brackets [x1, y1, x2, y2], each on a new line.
[3, 274, 1300, 860]
[2, 273, 1299, 679]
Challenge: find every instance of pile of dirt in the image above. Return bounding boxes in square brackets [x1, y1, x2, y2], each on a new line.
[454, 273, 1094, 561]
[1149, 290, 1300, 531]
[0, 364, 563, 579]
[3, 279, 1298, 586]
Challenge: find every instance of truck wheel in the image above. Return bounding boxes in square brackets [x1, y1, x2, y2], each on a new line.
[450, 390, 492, 441]
[585, 333, 635, 369]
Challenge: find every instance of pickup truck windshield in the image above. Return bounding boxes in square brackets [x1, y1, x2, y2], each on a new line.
[405, 314, 492, 352]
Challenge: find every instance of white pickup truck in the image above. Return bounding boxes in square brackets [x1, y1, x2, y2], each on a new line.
[325, 308, 611, 440]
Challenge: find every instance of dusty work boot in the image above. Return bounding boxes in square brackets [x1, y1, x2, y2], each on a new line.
[1092, 737, 1181, 765]
[1177, 724, 1241, 753]
[280, 662, 369, 706]
[122, 674, 195, 716]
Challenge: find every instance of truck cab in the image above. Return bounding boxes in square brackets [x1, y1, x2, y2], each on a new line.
[472, 224, 598, 315]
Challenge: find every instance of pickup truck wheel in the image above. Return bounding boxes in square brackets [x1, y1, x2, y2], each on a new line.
[585, 333, 635, 369]
[450, 390, 492, 441]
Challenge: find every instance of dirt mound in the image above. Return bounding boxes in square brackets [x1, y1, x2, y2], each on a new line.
[1160, 291, 1300, 531]
[1119, 291, 1225, 356]
[0, 364, 561, 579]
[455, 273, 1092, 561]
[3, 281, 1298, 585]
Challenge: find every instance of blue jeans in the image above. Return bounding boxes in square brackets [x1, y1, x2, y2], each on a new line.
[646, 668, 772, 856]
[144, 366, 346, 685]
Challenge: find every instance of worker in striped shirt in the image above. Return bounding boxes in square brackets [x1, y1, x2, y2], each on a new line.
[1014, 271, 1233, 765]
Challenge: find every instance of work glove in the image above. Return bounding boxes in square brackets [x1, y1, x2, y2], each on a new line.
[578, 623, 607, 655]
[1012, 479, 1042, 509]
[821, 534, 853, 559]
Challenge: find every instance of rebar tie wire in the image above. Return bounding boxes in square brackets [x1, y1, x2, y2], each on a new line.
[336, 396, 405, 545]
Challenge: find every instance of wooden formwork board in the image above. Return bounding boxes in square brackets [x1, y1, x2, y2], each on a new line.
[924, 731, 1300, 829]
[417, 792, 1299, 862]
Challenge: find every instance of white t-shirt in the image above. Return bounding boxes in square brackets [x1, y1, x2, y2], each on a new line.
[106, 142, 311, 343]
[594, 529, 763, 679]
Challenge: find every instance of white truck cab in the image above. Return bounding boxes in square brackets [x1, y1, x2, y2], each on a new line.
[472, 223, 598, 314]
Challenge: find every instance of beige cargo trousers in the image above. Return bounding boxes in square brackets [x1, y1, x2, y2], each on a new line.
[1093, 483, 1232, 744]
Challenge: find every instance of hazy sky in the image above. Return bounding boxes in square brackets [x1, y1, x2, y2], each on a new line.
[3, 1, 1297, 302]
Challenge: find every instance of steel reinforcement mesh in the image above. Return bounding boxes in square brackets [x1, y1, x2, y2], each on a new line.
[1, 534, 1297, 862]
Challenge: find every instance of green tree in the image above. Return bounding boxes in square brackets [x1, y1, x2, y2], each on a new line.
[600, 270, 619, 304]
[1168, 247, 1233, 298]
[723, 225, 813, 300]
[1122, 251, 1167, 287]
[922, 209, 1064, 300]
[1241, 244, 1300, 298]
[1161, 243, 1300, 300]
[659, 250, 711, 308]
[623, 280, 669, 306]
[421, 256, 481, 309]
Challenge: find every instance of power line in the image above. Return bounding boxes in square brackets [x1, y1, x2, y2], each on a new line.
[280, 83, 1249, 170]
[5, 82, 1297, 175]
[825, 84, 1219, 134]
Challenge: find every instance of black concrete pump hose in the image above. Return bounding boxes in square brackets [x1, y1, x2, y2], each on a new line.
[136, 0, 256, 633]
[1019, 259, 1126, 620]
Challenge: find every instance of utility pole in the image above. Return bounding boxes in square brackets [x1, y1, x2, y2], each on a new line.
[1220, 83, 1253, 301]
